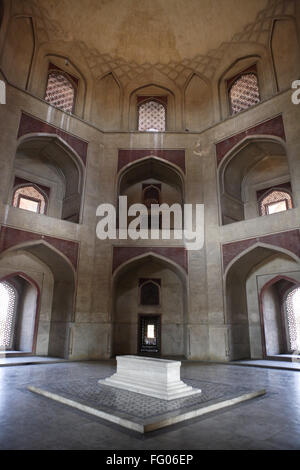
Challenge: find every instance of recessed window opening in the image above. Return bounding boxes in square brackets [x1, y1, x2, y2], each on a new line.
[0, 281, 17, 350]
[285, 287, 300, 352]
[138, 100, 166, 132]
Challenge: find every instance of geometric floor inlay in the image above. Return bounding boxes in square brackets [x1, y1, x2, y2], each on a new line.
[28, 376, 266, 433]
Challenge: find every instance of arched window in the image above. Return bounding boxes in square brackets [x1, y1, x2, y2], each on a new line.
[285, 287, 300, 352]
[45, 70, 76, 113]
[13, 185, 47, 214]
[138, 100, 166, 132]
[0, 281, 17, 350]
[229, 73, 260, 115]
[140, 280, 160, 306]
[259, 189, 293, 216]
[143, 184, 160, 208]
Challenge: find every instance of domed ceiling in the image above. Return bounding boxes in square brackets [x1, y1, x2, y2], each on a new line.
[13, 0, 270, 63]
[11, 0, 293, 85]
[28, 0, 268, 64]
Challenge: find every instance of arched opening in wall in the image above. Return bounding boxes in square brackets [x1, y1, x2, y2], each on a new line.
[12, 184, 48, 214]
[0, 274, 39, 355]
[0, 281, 17, 351]
[12, 136, 84, 223]
[112, 254, 187, 358]
[219, 138, 291, 225]
[0, 241, 76, 358]
[138, 98, 166, 132]
[258, 188, 293, 216]
[228, 71, 260, 115]
[260, 276, 300, 359]
[140, 279, 160, 306]
[45, 65, 78, 113]
[225, 243, 300, 361]
[118, 157, 184, 231]
[284, 287, 300, 354]
[218, 58, 265, 119]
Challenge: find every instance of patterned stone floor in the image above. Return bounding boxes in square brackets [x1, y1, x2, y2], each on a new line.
[27, 376, 253, 423]
[1, 360, 300, 449]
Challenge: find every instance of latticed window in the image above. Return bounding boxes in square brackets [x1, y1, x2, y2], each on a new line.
[229, 73, 260, 114]
[13, 185, 47, 214]
[285, 287, 300, 352]
[138, 100, 166, 132]
[45, 70, 76, 113]
[259, 190, 292, 216]
[0, 281, 17, 350]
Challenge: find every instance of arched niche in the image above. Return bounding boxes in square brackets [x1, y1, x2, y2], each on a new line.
[0, 240, 76, 358]
[218, 138, 290, 224]
[1, 16, 35, 89]
[225, 243, 300, 360]
[28, 45, 90, 119]
[184, 74, 213, 131]
[92, 72, 121, 130]
[216, 48, 274, 119]
[112, 253, 188, 358]
[12, 135, 85, 223]
[271, 18, 300, 92]
[117, 157, 185, 230]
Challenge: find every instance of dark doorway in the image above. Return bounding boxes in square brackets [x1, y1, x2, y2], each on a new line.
[138, 314, 161, 356]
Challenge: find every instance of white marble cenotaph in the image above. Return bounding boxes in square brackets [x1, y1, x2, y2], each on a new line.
[98, 355, 202, 400]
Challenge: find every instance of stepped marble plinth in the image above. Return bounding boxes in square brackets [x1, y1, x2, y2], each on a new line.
[98, 355, 202, 400]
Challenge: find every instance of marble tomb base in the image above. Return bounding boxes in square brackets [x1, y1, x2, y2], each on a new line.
[98, 355, 202, 400]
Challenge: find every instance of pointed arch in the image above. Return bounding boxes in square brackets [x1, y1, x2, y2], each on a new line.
[184, 72, 213, 131]
[15, 133, 85, 223]
[0, 239, 76, 358]
[224, 241, 300, 360]
[117, 155, 185, 201]
[92, 71, 122, 130]
[111, 251, 188, 358]
[218, 136, 290, 225]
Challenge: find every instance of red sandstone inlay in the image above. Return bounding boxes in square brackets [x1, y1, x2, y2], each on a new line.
[216, 115, 286, 165]
[113, 246, 188, 273]
[118, 149, 186, 173]
[222, 229, 300, 271]
[0, 226, 79, 270]
[18, 113, 88, 165]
